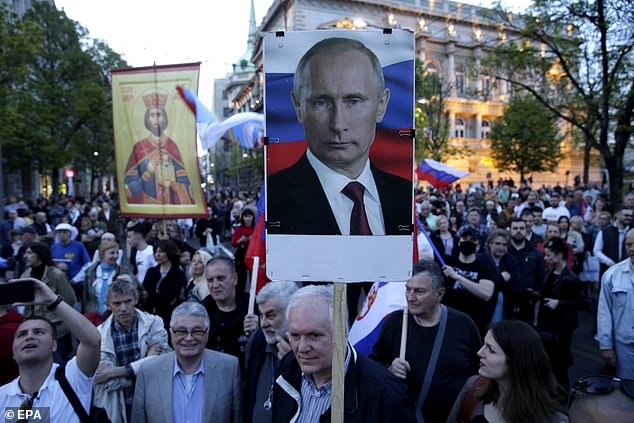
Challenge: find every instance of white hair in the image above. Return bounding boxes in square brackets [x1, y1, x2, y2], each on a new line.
[256, 281, 300, 312]
[170, 301, 210, 329]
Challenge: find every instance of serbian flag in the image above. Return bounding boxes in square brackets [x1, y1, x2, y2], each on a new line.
[176, 86, 264, 150]
[416, 159, 469, 188]
[245, 184, 269, 292]
[348, 282, 407, 356]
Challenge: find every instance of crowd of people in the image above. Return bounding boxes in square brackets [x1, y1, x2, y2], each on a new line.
[0, 179, 633, 423]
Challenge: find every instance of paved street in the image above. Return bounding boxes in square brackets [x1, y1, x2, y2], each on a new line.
[570, 307, 605, 385]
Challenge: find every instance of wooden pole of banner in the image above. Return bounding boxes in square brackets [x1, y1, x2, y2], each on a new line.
[399, 306, 408, 360]
[247, 256, 260, 315]
[332, 283, 347, 423]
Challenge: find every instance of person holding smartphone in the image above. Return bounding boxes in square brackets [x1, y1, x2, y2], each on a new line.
[0, 277, 101, 423]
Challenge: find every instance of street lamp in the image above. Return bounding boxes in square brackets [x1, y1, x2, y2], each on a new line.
[92, 151, 99, 195]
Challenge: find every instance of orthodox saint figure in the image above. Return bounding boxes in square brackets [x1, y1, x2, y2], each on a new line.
[124, 93, 194, 205]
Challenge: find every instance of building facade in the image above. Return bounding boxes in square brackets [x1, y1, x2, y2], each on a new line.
[224, 0, 600, 187]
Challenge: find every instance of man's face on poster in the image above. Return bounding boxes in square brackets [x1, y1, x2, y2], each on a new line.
[146, 107, 167, 137]
[291, 48, 390, 179]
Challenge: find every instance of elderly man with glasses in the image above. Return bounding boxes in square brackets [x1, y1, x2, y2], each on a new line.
[131, 301, 243, 423]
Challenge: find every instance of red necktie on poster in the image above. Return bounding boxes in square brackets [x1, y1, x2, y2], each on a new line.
[342, 182, 373, 235]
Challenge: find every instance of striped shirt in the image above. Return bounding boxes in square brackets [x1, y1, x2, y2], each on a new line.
[296, 348, 351, 423]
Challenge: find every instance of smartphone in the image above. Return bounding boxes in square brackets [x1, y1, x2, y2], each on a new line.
[0, 280, 35, 305]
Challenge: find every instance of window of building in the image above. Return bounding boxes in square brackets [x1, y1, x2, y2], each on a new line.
[481, 120, 491, 139]
[455, 66, 465, 97]
[455, 118, 465, 138]
[482, 75, 491, 98]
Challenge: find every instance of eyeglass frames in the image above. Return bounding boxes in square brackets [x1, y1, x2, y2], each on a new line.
[170, 327, 209, 338]
[570, 375, 634, 407]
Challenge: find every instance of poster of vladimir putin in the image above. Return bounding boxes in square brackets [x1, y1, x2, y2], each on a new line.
[264, 30, 414, 281]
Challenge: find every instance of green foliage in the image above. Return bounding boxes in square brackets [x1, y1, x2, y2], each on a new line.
[414, 60, 472, 163]
[481, 0, 634, 206]
[488, 95, 564, 181]
[0, 1, 127, 185]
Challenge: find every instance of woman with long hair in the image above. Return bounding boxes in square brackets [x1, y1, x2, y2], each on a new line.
[446, 320, 567, 423]
[182, 248, 213, 301]
[559, 216, 585, 259]
[142, 239, 187, 329]
[537, 237, 584, 391]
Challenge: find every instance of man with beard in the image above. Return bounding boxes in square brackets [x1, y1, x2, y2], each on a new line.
[124, 92, 194, 205]
[242, 281, 298, 423]
[507, 218, 545, 323]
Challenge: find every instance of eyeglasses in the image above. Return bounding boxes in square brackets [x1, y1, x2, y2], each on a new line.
[171, 328, 208, 338]
[571, 376, 634, 404]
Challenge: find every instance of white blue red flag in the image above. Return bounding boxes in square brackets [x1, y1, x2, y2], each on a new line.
[416, 158, 469, 188]
[348, 282, 406, 356]
[176, 86, 264, 150]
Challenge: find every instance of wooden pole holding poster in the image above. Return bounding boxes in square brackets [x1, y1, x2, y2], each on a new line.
[332, 283, 347, 422]
[247, 256, 260, 315]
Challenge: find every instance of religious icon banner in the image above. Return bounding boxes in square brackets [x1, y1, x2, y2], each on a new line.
[263, 30, 415, 282]
[112, 63, 206, 218]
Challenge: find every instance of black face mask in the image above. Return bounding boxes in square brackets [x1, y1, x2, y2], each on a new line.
[458, 241, 477, 256]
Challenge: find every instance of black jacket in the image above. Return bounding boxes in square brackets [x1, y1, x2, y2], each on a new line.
[431, 230, 459, 264]
[243, 329, 269, 423]
[507, 243, 545, 322]
[141, 264, 187, 329]
[267, 153, 412, 235]
[272, 348, 416, 423]
[537, 266, 584, 338]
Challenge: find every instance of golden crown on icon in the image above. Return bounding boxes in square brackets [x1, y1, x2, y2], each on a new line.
[142, 93, 168, 108]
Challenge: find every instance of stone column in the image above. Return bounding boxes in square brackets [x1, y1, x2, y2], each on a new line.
[474, 46, 483, 93]
[416, 37, 426, 62]
[449, 110, 456, 140]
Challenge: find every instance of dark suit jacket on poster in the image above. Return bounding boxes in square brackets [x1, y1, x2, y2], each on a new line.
[267, 153, 412, 235]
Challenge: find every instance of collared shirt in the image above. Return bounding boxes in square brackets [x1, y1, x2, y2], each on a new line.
[111, 316, 141, 415]
[0, 357, 93, 423]
[172, 355, 205, 423]
[593, 227, 628, 266]
[296, 347, 351, 423]
[252, 343, 277, 423]
[596, 258, 634, 348]
[306, 149, 385, 235]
